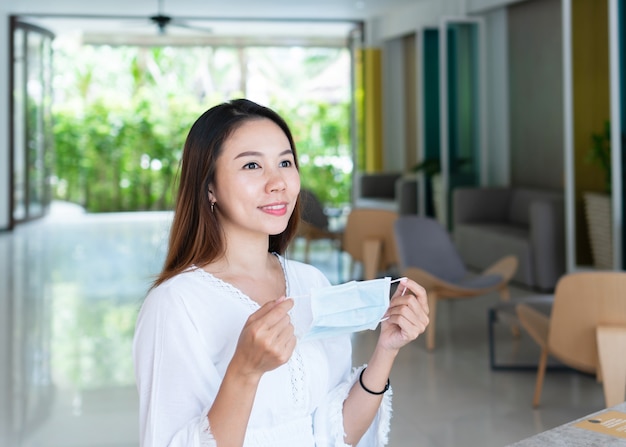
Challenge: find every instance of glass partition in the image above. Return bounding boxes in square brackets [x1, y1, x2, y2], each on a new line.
[439, 18, 485, 229]
[418, 27, 440, 218]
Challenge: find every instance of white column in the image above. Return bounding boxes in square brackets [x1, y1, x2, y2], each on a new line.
[563, 0, 576, 273]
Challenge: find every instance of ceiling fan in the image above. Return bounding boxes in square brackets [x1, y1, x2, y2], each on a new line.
[148, 0, 212, 35]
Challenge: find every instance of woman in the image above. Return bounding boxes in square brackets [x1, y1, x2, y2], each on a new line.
[133, 99, 429, 447]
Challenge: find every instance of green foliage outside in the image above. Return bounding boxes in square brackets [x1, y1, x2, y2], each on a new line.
[52, 44, 352, 212]
[276, 101, 352, 209]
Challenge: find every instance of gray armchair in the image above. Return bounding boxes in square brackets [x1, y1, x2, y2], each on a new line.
[355, 172, 418, 215]
[452, 187, 565, 291]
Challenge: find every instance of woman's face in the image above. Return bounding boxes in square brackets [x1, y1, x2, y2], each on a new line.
[210, 118, 300, 240]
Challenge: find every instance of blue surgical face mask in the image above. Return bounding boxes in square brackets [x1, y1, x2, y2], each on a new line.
[290, 277, 393, 341]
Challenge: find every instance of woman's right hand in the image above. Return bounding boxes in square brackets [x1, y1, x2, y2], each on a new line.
[208, 297, 296, 445]
[231, 297, 296, 381]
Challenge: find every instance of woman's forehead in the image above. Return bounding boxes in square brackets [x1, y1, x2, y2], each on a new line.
[223, 118, 291, 154]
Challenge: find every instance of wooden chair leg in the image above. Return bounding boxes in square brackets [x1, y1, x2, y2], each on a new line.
[596, 326, 626, 407]
[498, 285, 511, 302]
[362, 239, 382, 280]
[426, 292, 438, 351]
[533, 347, 549, 407]
[497, 286, 520, 337]
[498, 285, 520, 337]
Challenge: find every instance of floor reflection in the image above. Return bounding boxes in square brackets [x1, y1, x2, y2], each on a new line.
[2, 205, 172, 447]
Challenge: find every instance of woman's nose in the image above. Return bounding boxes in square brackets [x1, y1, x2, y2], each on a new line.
[266, 167, 287, 192]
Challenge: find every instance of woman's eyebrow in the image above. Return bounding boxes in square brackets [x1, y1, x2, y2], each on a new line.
[234, 150, 262, 159]
[234, 149, 293, 159]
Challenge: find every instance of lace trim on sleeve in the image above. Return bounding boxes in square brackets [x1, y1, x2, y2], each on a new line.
[198, 410, 217, 447]
[327, 364, 393, 447]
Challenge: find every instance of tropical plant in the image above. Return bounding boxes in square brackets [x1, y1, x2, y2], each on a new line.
[587, 120, 611, 194]
[411, 157, 471, 176]
[411, 158, 441, 176]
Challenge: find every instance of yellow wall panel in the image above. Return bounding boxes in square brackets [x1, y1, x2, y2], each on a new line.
[362, 48, 383, 172]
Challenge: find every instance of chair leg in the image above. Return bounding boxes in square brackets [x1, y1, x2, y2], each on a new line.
[499, 286, 520, 337]
[362, 239, 382, 280]
[596, 326, 626, 407]
[425, 292, 438, 351]
[533, 347, 549, 408]
[498, 285, 510, 302]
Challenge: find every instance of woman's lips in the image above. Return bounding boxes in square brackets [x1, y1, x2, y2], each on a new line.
[259, 203, 288, 216]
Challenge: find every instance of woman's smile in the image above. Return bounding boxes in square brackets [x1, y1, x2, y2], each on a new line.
[259, 202, 289, 216]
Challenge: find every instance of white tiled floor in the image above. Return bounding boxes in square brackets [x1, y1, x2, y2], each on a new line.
[0, 204, 609, 447]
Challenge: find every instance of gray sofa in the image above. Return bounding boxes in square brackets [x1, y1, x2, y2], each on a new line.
[355, 172, 418, 215]
[452, 187, 565, 291]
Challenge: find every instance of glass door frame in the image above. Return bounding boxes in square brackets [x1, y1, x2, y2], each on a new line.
[609, 0, 624, 269]
[9, 17, 55, 229]
[563, 0, 623, 271]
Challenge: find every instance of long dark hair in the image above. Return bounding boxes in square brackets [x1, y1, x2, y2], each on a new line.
[153, 99, 301, 287]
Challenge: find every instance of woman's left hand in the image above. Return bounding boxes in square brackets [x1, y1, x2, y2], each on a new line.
[378, 277, 429, 352]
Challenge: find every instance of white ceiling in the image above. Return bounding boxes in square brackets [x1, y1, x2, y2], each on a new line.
[13, 0, 432, 45]
[13, 0, 426, 21]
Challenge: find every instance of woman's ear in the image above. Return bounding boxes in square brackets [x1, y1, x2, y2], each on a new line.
[208, 187, 216, 204]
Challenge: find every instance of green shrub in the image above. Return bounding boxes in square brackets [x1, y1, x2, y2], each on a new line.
[52, 45, 352, 212]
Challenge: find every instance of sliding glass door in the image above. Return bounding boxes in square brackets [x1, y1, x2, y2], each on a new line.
[10, 18, 54, 227]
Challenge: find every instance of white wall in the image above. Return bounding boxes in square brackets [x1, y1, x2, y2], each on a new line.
[374, 0, 463, 43]
[0, 7, 10, 230]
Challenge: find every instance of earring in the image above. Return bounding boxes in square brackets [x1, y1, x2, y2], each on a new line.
[211, 201, 216, 213]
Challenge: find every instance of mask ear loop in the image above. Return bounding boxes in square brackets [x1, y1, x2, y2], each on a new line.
[391, 277, 408, 294]
[380, 277, 407, 322]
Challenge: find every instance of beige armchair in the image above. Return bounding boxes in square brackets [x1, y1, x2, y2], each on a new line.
[342, 208, 398, 280]
[516, 271, 626, 408]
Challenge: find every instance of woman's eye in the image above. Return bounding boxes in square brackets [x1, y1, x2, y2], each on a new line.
[243, 162, 260, 170]
[279, 160, 292, 168]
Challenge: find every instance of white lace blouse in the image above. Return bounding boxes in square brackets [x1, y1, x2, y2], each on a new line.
[133, 255, 392, 447]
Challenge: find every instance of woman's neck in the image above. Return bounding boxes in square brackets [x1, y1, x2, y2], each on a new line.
[210, 230, 275, 279]
[205, 232, 285, 305]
